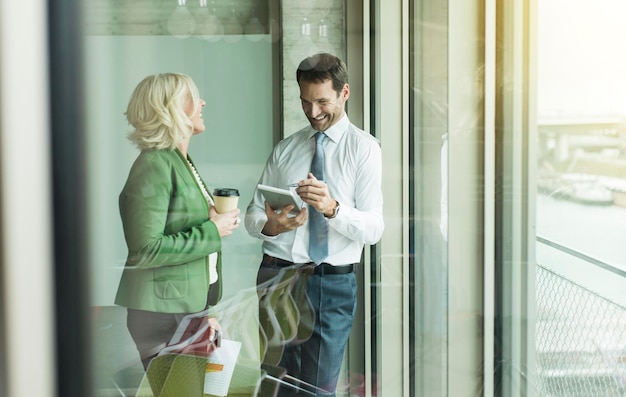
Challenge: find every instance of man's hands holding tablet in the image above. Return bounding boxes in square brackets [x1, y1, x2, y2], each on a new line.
[259, 183, 307, 236]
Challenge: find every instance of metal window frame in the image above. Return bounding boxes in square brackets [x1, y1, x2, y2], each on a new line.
[494, 0, 537, 395]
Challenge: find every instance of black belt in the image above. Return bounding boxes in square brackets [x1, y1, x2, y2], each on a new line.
[261, 255, 355, 275]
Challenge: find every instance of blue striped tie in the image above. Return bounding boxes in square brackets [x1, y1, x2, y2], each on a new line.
[309, 132, 328, 265]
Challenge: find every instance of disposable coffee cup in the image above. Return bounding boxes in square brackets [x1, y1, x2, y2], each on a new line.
[213, 188, 240, 213]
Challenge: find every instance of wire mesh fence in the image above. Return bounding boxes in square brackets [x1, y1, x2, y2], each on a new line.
[536, 265, 626, 397]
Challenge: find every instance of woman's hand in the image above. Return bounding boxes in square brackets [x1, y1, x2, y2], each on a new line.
[207, 317, 222, 352]
[209, 207, 241, 237]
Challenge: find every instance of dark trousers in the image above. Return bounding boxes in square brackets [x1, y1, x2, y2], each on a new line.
[126, 284, 219, 370]
[127, 309, 181, 370]
[257, 256, 357, 397]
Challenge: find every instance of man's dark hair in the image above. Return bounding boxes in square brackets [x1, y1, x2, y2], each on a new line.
[296, 52, 348, 94]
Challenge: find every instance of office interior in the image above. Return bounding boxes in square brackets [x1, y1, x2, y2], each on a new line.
[2, 0, 626, 396]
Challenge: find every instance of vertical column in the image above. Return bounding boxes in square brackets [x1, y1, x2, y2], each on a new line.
[375, 0, 410, 395]
[0, 1, 56, 396]
[447, 0, 487, 394]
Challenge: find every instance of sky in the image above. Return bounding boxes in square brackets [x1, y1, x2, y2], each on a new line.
[537, 0, 626, 119]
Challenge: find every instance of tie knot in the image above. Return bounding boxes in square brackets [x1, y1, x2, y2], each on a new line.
[315, 131, 326, 144]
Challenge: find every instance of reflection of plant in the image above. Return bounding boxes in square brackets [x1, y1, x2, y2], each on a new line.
[335, 371, 378, 396]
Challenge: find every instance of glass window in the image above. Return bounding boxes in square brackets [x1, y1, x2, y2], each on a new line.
[84, 2, 280, 393]
[36, 0, 626, 396]
[535, 0, 626, 395]
[81, 1, 354, 396]
[410, 0, 489, 395]
[410, 1, 450, 395]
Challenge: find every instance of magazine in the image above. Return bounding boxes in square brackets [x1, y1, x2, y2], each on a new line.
[158, 311, 242, 397]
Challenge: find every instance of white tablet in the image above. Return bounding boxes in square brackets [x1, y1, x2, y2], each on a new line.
[257, 184, 302, 216]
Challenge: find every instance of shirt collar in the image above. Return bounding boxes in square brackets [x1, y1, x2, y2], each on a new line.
[307, 114, 349, 143]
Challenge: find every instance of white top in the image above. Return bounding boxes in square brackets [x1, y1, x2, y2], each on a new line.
[244, 115, 384, 265]
[186, 159, 219, 283]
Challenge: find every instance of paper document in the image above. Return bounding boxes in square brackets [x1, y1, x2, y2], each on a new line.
[204, 339, 242, 396]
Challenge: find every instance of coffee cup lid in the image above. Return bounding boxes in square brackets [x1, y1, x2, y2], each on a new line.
[213, 188, 239, 197]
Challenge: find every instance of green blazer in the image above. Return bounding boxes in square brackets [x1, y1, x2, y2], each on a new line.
[115, 148, 222, 313]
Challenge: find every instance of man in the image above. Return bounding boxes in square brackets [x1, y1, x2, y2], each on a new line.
[245, 52, 384, 396]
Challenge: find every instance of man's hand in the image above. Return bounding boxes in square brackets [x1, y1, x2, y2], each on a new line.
[295, 173, 336, 217]
[261, 201, 307, 236]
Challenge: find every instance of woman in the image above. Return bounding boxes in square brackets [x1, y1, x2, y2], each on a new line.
[114, 73, 240, 370]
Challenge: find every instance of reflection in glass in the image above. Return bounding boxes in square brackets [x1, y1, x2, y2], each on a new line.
[222, 6, 243, 35]
[536, 0, 626, 395]
[167, 0, 196, 39]
[245, 17, 265, 35]
[195, 0, 224, 40]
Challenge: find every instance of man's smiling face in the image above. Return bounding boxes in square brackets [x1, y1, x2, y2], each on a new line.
[299, 79, 350, 132]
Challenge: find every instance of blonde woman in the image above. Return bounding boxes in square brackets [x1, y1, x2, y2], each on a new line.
[115, 73, 240, 369]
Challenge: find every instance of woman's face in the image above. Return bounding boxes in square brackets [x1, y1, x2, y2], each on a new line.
[185, 94, 206, 135]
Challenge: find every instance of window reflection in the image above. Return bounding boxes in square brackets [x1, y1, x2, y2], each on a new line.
[536, 0, 626, 394]
[85, 1, 353, 396]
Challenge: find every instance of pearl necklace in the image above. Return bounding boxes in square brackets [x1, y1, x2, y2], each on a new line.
[186, 159, 214, 206]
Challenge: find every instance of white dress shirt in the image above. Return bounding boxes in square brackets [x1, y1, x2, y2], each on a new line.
[245, 115, 384, 265]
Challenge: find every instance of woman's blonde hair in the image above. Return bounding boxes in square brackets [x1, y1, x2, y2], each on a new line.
[125, 73, 200, 150]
